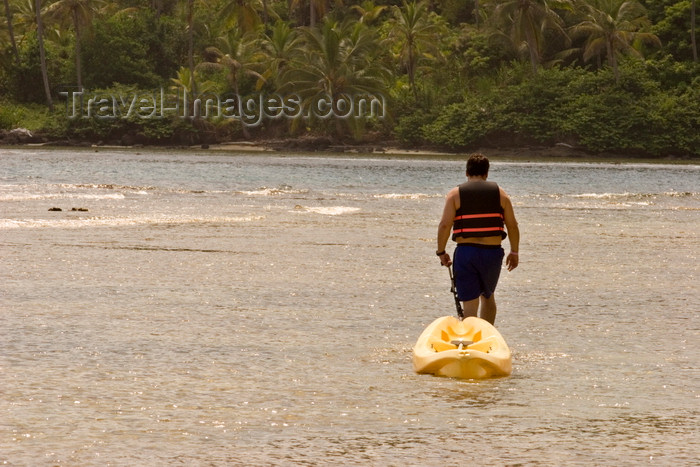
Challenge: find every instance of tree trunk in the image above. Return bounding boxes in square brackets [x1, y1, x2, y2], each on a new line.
[525, 22, 539, 74]
[310, 0, 316, 28]
[692, 0, 697, 62]
[3, 0, 19, 63]
[187, 0, 197, 95]
[152, 0, 162, 21]
[35, 0, 53, 111]
[607, 36, 619, 83]
[234, 80, 251, 139]
[474, 0, 479, 28]
[407, 38, 417, 101]
[73, 8, 82, 89]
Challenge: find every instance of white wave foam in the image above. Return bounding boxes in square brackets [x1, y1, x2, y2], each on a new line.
[0, 192, 126, 201]
[574, 192, 635, 199]
[373, 193, 432, 200]
[0, 219, 25, 229]
[239, 186, 309, 196]
[0, 214, 264, 230]
[301, 206, 360, 215]
[76, 193, 125, 200]
[70, 183, 156, 192]
[573, 191, 697, 199]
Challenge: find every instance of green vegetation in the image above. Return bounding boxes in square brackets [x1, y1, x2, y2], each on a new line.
[0, 0, 698, 156]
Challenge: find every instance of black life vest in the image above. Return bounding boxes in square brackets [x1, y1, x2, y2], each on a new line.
[452, 181, 506, 241]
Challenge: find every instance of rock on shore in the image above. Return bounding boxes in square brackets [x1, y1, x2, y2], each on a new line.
[0, 128, 44, 145]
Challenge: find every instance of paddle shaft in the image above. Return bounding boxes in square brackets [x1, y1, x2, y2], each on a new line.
[448, 265, 464, 319]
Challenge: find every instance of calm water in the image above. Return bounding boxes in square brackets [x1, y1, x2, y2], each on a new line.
[1, 148, 698, 466]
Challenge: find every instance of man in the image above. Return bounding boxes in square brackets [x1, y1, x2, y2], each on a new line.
[436, 154, 519, 325]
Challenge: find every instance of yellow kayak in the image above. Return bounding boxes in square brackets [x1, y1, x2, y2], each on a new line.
[412, 316, 512, 379]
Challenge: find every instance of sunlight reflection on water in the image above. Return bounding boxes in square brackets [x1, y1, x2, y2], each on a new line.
[1, 149, 698, 465]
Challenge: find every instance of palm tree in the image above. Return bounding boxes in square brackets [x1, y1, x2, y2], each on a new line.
[202, 30, 265, 95]
[258, 20, 303, 89]
[570, 0, 661, 82]
[3, 0, 19, 63]
[220, 0, 262, 32]
[351, 1, 387, 25]
[485, 0, 572, 73]
[13, 0, 45, 35]
[281, 18, 388, 137]
[45, 0, 104, 89]
[286, 18, 387, 99]
[171, 65, 217, 118]
[389, 0, 441, 100]
[171, 0, 218, 98]
[199, 30, 265, 137]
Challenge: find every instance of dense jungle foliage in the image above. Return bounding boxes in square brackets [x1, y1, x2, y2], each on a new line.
[0, 0, 698, 156]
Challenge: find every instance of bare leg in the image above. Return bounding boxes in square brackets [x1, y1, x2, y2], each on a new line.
[479, 294, 497, 324]
[461, 298, 479, 319]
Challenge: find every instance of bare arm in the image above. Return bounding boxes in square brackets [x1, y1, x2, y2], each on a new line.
[500, 187, 519, 271]
[437, 188, 458, 266]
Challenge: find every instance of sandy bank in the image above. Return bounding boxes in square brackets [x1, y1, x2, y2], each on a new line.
[3, 132, 696, 161]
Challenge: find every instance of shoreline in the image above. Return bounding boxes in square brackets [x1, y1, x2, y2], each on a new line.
[3, 138, 698, 162]
[194, 140, 700, 162]
[2, 128, 697, 161]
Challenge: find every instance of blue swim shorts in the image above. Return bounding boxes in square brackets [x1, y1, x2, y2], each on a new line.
[453, 244, 505, 301]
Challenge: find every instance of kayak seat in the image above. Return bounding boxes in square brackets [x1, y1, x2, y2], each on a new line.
[450, 339, 473, 347]
[430, 339, 457, 352]
[466, 336, 497, 353]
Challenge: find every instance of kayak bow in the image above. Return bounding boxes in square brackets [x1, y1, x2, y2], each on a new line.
[412, 316, 512, 379]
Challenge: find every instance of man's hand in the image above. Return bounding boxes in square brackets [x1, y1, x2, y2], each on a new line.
[438, 252, 452, 267]
[506, 252, 519, 271]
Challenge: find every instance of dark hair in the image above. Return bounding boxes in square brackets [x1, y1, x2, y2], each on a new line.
[466, 153, 489, 177]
